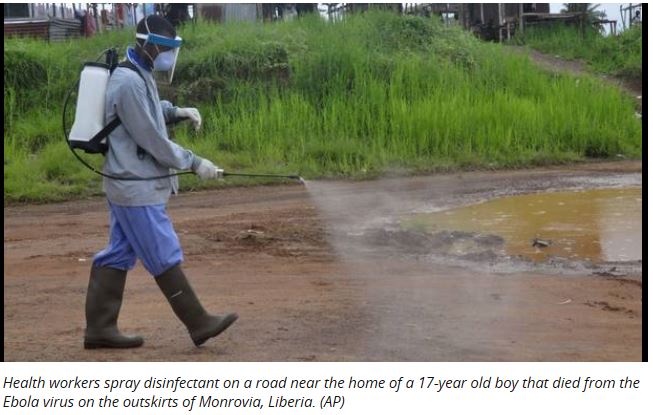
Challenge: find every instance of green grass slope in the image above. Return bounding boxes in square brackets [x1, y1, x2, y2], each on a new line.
[512, 23, 642, 80]
[4, 12, 642, 202]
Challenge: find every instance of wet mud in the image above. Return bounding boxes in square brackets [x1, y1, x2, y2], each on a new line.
[354, 187, 642, 276]
[4, 161, 642, 361]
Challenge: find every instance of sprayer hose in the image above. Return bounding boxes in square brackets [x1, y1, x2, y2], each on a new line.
[62, 77, 193, 181]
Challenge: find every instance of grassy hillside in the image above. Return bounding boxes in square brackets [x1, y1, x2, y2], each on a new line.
[4, 12, 642, 202]
[512, 24, 642, 80]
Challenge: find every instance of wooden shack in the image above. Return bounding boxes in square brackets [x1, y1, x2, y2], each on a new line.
[4, 18, 51, 40]
[459, 3, 550, 41]
[4, 18, 84, 41]
[358, 3, 580, 42]
[4, 3, 85, 41]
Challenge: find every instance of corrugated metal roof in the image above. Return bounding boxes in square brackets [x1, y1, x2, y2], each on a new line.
[48, 18, 82, 41]
[4, 17, 81, 41]
[4, 18, 50, 24]
[224, 4, 258, 22]
[4, 19, 50, 40]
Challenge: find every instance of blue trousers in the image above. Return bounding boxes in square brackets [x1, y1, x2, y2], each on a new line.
[93, 202, 183, 276]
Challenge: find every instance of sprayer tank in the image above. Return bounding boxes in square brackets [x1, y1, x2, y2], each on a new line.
[68, 63, 110, 150]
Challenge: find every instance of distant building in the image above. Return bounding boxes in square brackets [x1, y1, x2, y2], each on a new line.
[459, 3, 551, 29]
[459, 3, 551, 41]
[4, 3, 142, 40]
[4, 3, 81, 41]
[414, 4, 617, 40]
[196, 3, 317, 23]
[196, 3, 261, 23]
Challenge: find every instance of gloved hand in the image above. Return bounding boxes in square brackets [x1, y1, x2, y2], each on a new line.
[176, 107, 202, 131]
[193, 158, 222, 180]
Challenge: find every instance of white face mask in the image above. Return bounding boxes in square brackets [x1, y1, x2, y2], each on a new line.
[153, 49, 176, 71]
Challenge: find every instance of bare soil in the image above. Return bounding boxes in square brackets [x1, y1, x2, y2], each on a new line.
[4, 161, 642, 361]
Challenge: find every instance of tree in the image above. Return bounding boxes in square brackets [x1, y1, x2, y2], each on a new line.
[562, 3, 607, 33]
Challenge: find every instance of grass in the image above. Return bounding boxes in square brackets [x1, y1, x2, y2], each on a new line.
[4, 12, 642, 203]
[511, 23, 642, 80]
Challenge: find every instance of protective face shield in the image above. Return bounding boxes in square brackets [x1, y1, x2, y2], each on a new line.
[136, 19, 182, 84]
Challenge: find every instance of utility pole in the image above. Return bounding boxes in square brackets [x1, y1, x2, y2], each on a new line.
[498, 3, 504, 42]
[92, 3, 100, 32]
[620, 5, 626, 30]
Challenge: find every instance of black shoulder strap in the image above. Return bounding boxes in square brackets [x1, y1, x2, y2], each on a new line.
[117, 60, 147, 83]
[86, 117, 121, 153]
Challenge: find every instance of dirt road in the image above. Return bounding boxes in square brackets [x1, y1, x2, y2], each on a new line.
[4, 161, 642, 361]
[509, 46, 642, 110]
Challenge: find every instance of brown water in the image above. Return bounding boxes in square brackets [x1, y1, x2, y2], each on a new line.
[408, 187, 642, 263]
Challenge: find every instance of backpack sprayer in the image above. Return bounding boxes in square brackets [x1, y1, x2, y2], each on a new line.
[63, 48, 303, 184]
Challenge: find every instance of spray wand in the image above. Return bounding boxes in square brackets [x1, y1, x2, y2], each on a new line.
[218, 170, 304, 184]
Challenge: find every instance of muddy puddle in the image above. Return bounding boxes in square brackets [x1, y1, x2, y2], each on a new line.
[305, 170, 642, 275]
[348, 187, 643, 275]
[405, 187, 642, 263]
